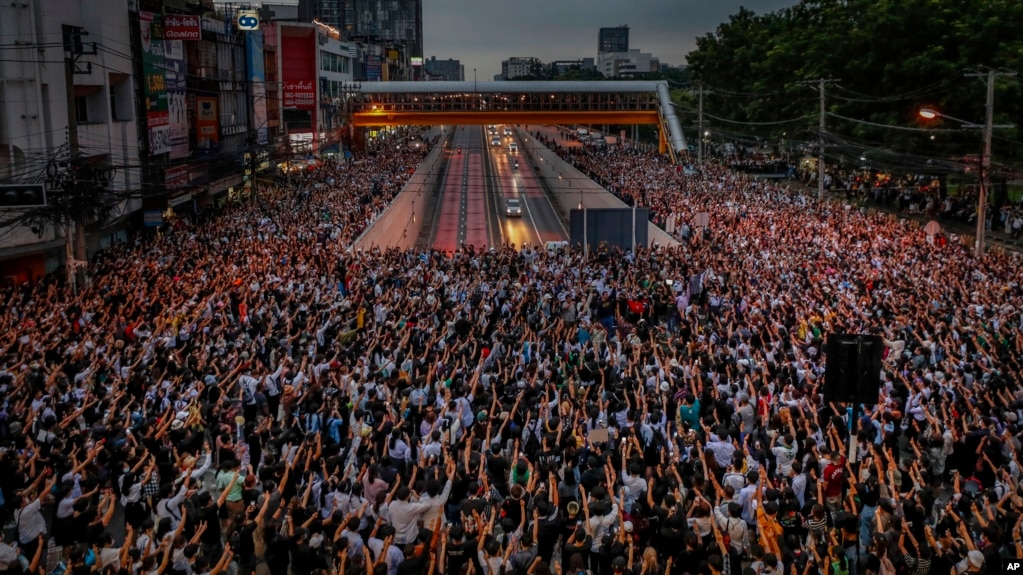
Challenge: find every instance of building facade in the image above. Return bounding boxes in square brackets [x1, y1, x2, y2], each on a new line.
[550, 58, 596, 76]
[500, 57, 542, 80]
[0, 0, 142, 282]
[424, 57, 464, 81]
[597, 49, 659, 78]
[598, 26, 629, 54]
[341, 0, 422, 73]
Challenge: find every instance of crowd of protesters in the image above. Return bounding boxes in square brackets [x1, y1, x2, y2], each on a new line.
[0, 126, 1022, 575]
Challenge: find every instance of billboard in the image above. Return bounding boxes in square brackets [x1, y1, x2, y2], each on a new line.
[164, 39, 188, 159]
[141, 12, 169, 156]
[569, 208, 650, 251]
[165, 165, 190, 190]
[164, 15, 200, 41]
[281, 29, 316, 110]
[246, 31, 268, 145]
[196, 96, 219, 150]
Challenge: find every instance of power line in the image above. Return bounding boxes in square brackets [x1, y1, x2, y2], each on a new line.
[826, 72, 963, 103]
[702, 112, 813, 126]
[827, 112, 974, 133]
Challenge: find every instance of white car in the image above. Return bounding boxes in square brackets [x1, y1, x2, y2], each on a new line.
[508, 142, 518, 153]
[505, 198, 522, 217]
[491, 138, 501, 147]
[504, 128, 512, 136]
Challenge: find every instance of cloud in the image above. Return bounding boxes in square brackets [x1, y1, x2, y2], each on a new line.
[423, 0, 797, 78]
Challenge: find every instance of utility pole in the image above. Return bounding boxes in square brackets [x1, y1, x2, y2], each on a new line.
[696, 84, 712, 165]
[62, 24, 91, 291]
[964, 69, 1016, 257]
[801, 78, 839, 201]
[697, 84, 704, 165]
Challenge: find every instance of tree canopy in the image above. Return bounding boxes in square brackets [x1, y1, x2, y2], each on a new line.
[685, 0, 1023, 174]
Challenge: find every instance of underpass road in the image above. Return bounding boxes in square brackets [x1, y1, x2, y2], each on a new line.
[433, 152, 465, 252]
[432, 127, 476, 252]
[464, 145, 488, 249]
[430, 125, 566, 252]
[487, 127, 568, 248]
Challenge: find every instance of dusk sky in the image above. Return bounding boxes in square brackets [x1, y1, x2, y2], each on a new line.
[422, 0, 798, 79]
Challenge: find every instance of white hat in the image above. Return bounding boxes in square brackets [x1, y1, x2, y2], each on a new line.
[659, 381, 670, 393]
[967, 550, 984, 568]
[623, 520, 634, 533]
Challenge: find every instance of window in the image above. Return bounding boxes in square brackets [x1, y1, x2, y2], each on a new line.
[109, 75, 133, 121]
[75, 96, 89, 123]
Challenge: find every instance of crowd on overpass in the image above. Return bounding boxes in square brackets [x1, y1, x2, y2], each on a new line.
[1, 126, 1022, 575]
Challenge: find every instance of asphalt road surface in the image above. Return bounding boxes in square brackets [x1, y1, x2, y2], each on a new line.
[430, 125, 566, 252]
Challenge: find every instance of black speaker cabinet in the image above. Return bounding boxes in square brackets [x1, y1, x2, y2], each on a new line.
[823, 334, 883, 406]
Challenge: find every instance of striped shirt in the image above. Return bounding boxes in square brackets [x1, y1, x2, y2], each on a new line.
[904, 555, 932, 575]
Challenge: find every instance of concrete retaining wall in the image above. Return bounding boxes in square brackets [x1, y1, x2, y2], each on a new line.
[350, 131, 450, 251]
[517, 130, 680, 248]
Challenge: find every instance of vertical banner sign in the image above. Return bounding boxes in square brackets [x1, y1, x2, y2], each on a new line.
[196, 97, 219, 150]
[366, 54, 382, 81]
[280, 31, 316, 110]
[164, 39, 189, 159]
[246, 31, 269, 145]
[140, 11, 169, 156]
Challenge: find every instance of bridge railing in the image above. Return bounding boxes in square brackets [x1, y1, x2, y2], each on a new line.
[351, 92, 659, 114]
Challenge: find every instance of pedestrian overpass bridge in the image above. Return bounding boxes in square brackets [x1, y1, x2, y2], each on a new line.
[349, 81, 687, 162]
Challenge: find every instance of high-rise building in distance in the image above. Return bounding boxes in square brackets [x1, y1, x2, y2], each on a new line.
[340, 0, 423, 60]
[598, 26, 629, 54]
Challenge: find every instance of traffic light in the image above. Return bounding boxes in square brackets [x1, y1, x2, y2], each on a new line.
[0, 184, 47, 208]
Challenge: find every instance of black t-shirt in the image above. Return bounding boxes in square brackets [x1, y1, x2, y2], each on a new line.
[267, 534, 291, 568]
[670, 547, 708, 575]
[856, 483, 880, 507]
[928, 553, 955, 575]
[501, 498, 525, 527]
[460, 496, 487, 518]
[398, 553, 428, 575]
[596, 541, 626, 575]
[536, 518, 560, 561]
[450, 475, 470, 502]
[445, 538, 476, 574]
[562, 535, 592, 572]
[236, 523, 257, 559]
[198, 502, 223, 546]
[291, 541, 314, 574]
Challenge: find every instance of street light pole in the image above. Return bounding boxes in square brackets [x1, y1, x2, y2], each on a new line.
[473, 68, 477, 111]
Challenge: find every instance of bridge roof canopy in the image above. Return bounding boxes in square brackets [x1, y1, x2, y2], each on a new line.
[356, 80, 667, 95]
